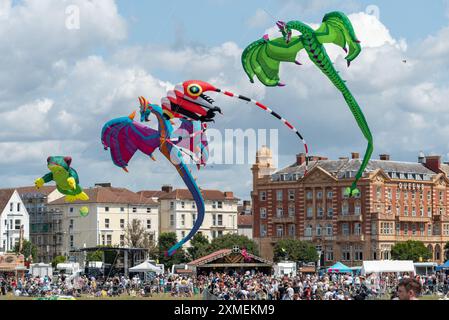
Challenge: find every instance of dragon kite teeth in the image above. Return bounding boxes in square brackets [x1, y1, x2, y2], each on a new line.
[241, 11, 372, 197]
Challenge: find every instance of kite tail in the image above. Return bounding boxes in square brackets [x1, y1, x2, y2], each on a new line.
[215, 89, 310, 174]
[165, 145, 205, 257]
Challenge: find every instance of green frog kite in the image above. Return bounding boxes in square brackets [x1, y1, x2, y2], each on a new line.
[35, 156, 89, 202]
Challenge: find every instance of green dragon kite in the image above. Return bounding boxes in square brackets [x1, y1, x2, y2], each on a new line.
[242, 11, 373, 197]
[35, 156, 89, 202]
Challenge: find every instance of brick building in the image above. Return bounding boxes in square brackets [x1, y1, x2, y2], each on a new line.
[252, 147, 449, 266]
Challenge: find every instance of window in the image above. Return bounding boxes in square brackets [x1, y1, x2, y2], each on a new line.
[120, 219, 125, 229]
[170, 215, 175, 226]
[306, 207, 313, 218]
[354, 223, 362, 235]
[427, 192, 431, 201]
[396, 189, 400, 200]
[354, 245, 363, 261]
[180, 214, 185, 226]
[105, 219, 110, 229]
[342, 245, 351, 261]
[316, 224, 322, 237]
[260, 224, 267, 237]
[342, 223, 349, 236]
[70, 219, 74, 229]
[427, 207, 432, 217]
[170, 202, 175, 209]
[181, 202, 185, 209]
[69, 207, 74, 213]
[147, 219, 151, 230]
[443, 224, 449, 236]
[260, 191, 267, 201]
[106, 235, 112, 246]
[70, 235, 74, 248]
[404, 223, 409, 235]
[132, 208, 137, 213]
[105, 207, 109, 212]
[288, 224, 295, 237]
[412, 207, 416, 217]
[306, 191, 313, 200]
[396, 222, 400, 235]
[420, 207, 424, 217]
[17, 203, 20, 212]
[439, 191, 444, 202]
[121, 207, 125, 212]
[404, 206, 408, 216]
[420, 223, 425, 236]
[412, 223, 417, 235]
[327, 208, 334, 218]
[14, 220, 21, 230]
[387, 189, 392, 200]
[305, 225, 313, 237]
[325, 246, 334, 262]
[376, 187, 382, 200]
[317, 207, 324, 218]
[192, 202, 196, 209]
[276, 225, 284, 237]
[9, 202, 13, 212]
[355, 203, 361, 215]
[192, 214, 197, 225]
[276, 190, 283, 201]
[181, 231, 186, 238]
[341, 202, 349, 216]
[120, 235, 125, 247]
[317, 191, 323, 199]
[217, 214, 223, 226]
[260, 208, 267, 219]
[428, 224, 432, 236]
[288, 190, 295, 201]
[147, 208, 151, 213]
[217, 201, 223, 209]
[288, 206, 295, 217]
[327, 191, 333, 199]
[326, 224, 333, 236]
[212, 230, 217, 239]
[276, 207, 284, 218]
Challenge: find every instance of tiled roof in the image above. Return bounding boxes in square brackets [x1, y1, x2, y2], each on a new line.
[0, 189, 15, 213]
[238, 215, 253, 227]
[187, 249, 231, 266]
[157, 189, 240, 201]
[136, 190, 169, 199]
[16, 186, 57, 196]
[274, 159, 436, 181]
[48, 187, 158, 205]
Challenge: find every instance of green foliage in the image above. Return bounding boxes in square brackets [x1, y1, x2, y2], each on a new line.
[391, 241, 432, 262]
[52, 255, 66, 268]
[187, 233, 210, 261]
[273, 239, 319, 263]
[209, 234, 259, 256]
[86, 250, 103, 262]
[157, 233, 186, 268]
[13, 239, 38, 261]
[124, 219, 155, 249]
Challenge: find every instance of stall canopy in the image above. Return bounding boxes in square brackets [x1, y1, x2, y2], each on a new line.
[436, 261, 449, 271]
[361, 261, 415, 275]
[327, 262, 352, 273]
[129, 260, 163, 274]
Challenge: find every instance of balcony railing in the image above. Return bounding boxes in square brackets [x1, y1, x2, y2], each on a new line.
[337, 215, 363, 222]
[397, 216, 430, 223]
[270, 235, 297, 242]
[272, 216, 295, 224]
[371, 212, 396, 221]
[337, 235, 365, 242]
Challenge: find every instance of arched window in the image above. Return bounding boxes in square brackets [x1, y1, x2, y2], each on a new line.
[305, 225, 313, 237]
[326, 224, 333, 236]
[316, 224, 322, 236]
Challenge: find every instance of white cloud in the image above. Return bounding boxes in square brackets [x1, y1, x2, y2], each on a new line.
[247, 9, 271, 28]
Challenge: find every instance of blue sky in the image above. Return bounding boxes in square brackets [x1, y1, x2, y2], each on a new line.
[1, 0, 449, 200]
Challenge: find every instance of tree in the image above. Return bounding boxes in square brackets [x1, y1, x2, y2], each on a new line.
[86, 250, 103, 262]
[157, 232, 186, 268]
[13, 239, 37, 262]
[52, 255, 66, 268]
[124, 219, 154, 249]
[444, 242, 449, 261]
[273, 239, 319, 263]
[391, 241, 432, 262]
[187, 233, 210, 261]
[209, 234, 259, 255]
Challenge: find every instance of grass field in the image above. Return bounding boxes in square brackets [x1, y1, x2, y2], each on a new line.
[0, 293, 203, 301]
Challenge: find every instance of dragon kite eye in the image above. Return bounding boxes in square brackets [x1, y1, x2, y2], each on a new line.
[187, 84, 202, 97]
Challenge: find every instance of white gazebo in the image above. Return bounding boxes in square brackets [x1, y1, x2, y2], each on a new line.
[129, 260, 163, 280]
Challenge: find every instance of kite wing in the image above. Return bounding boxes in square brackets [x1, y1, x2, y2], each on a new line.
[242, 37, 304, 87]
[315, 11, 362, 63]
[101, 117, 160, 169]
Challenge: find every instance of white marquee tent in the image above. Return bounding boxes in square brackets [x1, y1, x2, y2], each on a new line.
[129, 260, 163, 274]
[361, 260, 415, 275]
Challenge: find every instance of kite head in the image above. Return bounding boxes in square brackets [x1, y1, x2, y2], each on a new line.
[277, 21, 292, 44]
[47, 156, 71, 175]
[138, 96, 152, 122]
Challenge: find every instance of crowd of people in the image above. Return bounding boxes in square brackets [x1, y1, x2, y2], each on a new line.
[1, 270, 448, 300]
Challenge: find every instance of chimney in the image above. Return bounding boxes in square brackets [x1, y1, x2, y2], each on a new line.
[351, 152, 360, 159]
[95, 183, 112, 188]
[379, 154, 390, 161]
[424, 155, 441, 173]
[418, 151, 425, 164]
[224, 192, 234, 199]
[161, 185, 173, 193]
[296, 153, 306, 166]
